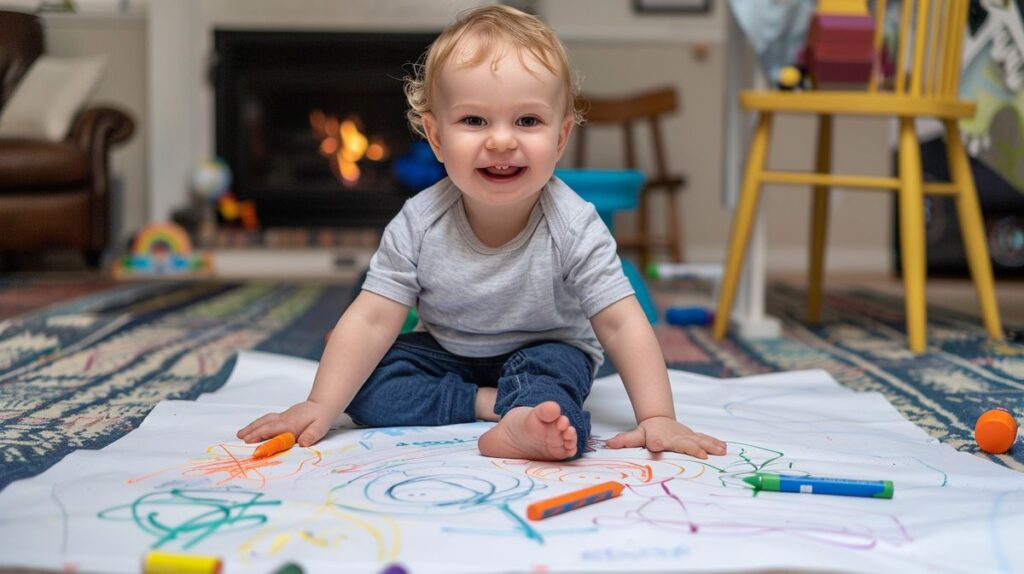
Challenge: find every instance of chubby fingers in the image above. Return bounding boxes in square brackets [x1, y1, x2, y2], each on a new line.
[698, 433, 728, 456]
[660, 433, 728, 459]
[605, 428, 646, 449]
[296, 418, 329, 448]
[237, 413, 285, 443]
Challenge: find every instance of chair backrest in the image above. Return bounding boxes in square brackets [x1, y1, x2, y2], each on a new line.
[870, 0, 969, 97]
[0, 11, 44, 111]
[572, 87, 678, 176]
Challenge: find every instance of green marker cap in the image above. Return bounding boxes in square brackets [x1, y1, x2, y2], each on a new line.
[646, 262, 660, 279]
[875, 480, 895, 499]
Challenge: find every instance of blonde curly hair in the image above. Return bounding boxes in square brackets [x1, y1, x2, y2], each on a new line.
[404, 5, 582, 139]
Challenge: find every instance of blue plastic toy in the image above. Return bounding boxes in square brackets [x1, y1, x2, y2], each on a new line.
[554, 168, 658, 324]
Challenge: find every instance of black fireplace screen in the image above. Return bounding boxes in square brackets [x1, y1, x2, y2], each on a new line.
[214, 30, 440, 228]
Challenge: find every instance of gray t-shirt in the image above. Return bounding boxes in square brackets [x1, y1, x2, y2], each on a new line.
[362, 176, 634, 369]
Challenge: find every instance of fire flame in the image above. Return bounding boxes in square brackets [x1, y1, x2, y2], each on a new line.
[310, 110, 388, 187]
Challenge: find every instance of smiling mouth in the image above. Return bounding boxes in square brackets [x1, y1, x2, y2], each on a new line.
[478, 165, 526, 181]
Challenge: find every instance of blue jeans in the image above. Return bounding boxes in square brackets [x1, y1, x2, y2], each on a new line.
[346, 332, 594, 459]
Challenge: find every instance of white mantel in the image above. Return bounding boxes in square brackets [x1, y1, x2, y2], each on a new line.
[146, 0, 483, 222]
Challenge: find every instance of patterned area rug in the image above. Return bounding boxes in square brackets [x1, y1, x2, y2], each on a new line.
[657, 284, 1024, 471]
[0, 281, 355, 491]
[0, 280, 1020, 492]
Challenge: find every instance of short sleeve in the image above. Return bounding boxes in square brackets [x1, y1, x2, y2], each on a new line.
[361, 205, 421, 307]
[561, 205, 635, 317]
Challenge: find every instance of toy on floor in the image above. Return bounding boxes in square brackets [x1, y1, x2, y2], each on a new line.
[665, 306, 715, 327]
[115, 222, 208, 277]
[553, 168, 658, 324]
[975, 407, 1018, 454]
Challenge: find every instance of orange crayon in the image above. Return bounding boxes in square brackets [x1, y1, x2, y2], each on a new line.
[252, 431, 296, 459]
[527, 481, 624, 521]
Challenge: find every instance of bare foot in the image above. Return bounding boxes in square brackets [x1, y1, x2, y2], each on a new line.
[478, 401, 577, 461]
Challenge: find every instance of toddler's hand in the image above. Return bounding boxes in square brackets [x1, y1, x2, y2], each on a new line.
[236, 400, 337, 447]
[605, 416, 726, 459]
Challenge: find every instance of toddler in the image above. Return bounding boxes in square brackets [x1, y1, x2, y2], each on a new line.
[238, 5, 725, 462]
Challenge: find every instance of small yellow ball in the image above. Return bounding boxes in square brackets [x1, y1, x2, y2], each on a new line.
[778, 66, 802, 89]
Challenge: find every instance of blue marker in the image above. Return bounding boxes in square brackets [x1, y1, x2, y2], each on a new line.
[743, 472, 893, 499]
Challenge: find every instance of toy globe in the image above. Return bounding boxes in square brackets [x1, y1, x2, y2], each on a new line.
[192, 158, 232, 201]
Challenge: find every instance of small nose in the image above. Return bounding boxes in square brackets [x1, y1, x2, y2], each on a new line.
[485, 126, 518, 152]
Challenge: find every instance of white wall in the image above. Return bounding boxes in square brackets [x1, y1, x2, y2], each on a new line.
[547, 1, 892, 273]
[43, 12, 148, 248]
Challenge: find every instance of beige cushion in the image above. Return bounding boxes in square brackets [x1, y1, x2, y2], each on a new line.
[0, 55, 107, 141]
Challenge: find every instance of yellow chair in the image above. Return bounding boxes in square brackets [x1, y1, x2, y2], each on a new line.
[713, 0, 1003, 352]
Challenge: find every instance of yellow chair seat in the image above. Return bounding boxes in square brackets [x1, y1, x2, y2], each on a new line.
[740, 91, 976, 118]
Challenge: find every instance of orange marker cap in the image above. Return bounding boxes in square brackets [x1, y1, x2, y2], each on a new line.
[975, 408, 1018, 454]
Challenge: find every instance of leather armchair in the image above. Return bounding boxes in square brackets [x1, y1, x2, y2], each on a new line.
[0, 10, 134, 267]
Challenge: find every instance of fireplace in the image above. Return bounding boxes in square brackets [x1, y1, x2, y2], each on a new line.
[214, 30, 440, 228]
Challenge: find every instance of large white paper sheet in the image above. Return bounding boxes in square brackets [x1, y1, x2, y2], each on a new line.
[1, 350, 1022, 573]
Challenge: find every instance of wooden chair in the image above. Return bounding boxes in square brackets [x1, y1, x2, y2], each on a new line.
[572, 87, 686, 270]
[713, 0, 1002, 352]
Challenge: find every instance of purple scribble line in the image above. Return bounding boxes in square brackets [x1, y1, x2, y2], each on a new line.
[593, 477, 913, 550]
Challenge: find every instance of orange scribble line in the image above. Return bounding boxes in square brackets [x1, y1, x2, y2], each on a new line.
[126, 442, 323, 488]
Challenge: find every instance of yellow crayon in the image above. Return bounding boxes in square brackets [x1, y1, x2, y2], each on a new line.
[142, 550, 222, 574]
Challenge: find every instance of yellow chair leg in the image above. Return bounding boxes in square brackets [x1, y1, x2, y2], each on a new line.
[898, 117, 927, 352]
[808, 114, 833, 324]
[944, 120, 1003, 339]
[714, 113, 773, 340]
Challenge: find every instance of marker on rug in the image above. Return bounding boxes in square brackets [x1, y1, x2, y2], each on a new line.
[527, 480, 625, 520]
[253, 431, 296, 459]
[142, 550, 222, 574]
[743, 472, 893, 499]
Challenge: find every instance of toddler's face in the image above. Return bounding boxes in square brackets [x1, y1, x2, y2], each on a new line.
[422, 39, 573, 209]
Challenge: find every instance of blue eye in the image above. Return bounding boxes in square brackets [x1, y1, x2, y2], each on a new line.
[461, 116, 485, 127]
[516, 116, 540, 127]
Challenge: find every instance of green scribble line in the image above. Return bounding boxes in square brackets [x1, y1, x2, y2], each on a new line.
[97, 488, 281, 549]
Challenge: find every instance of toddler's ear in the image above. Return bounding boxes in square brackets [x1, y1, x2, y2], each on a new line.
[421, 112, 445, 163]
[555, 116, 575, 161]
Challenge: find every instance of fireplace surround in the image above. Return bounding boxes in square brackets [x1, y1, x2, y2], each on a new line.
[213, 29, 438, 228]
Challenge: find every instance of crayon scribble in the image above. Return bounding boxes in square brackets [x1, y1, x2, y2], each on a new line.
[236, 503, 402, 564]
[127, 442, 326, 489]
[329, 460, 562, 543]
[97, 488, 280, 549]
[585, 478, 913, 550]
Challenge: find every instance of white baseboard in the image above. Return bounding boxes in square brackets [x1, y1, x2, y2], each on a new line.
[684, 246, 893, 275]
[206, 247, 373, 280]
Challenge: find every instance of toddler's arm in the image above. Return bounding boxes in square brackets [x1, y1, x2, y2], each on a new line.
[236, 290, 410, 447]
[591, 296, 726, 459]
